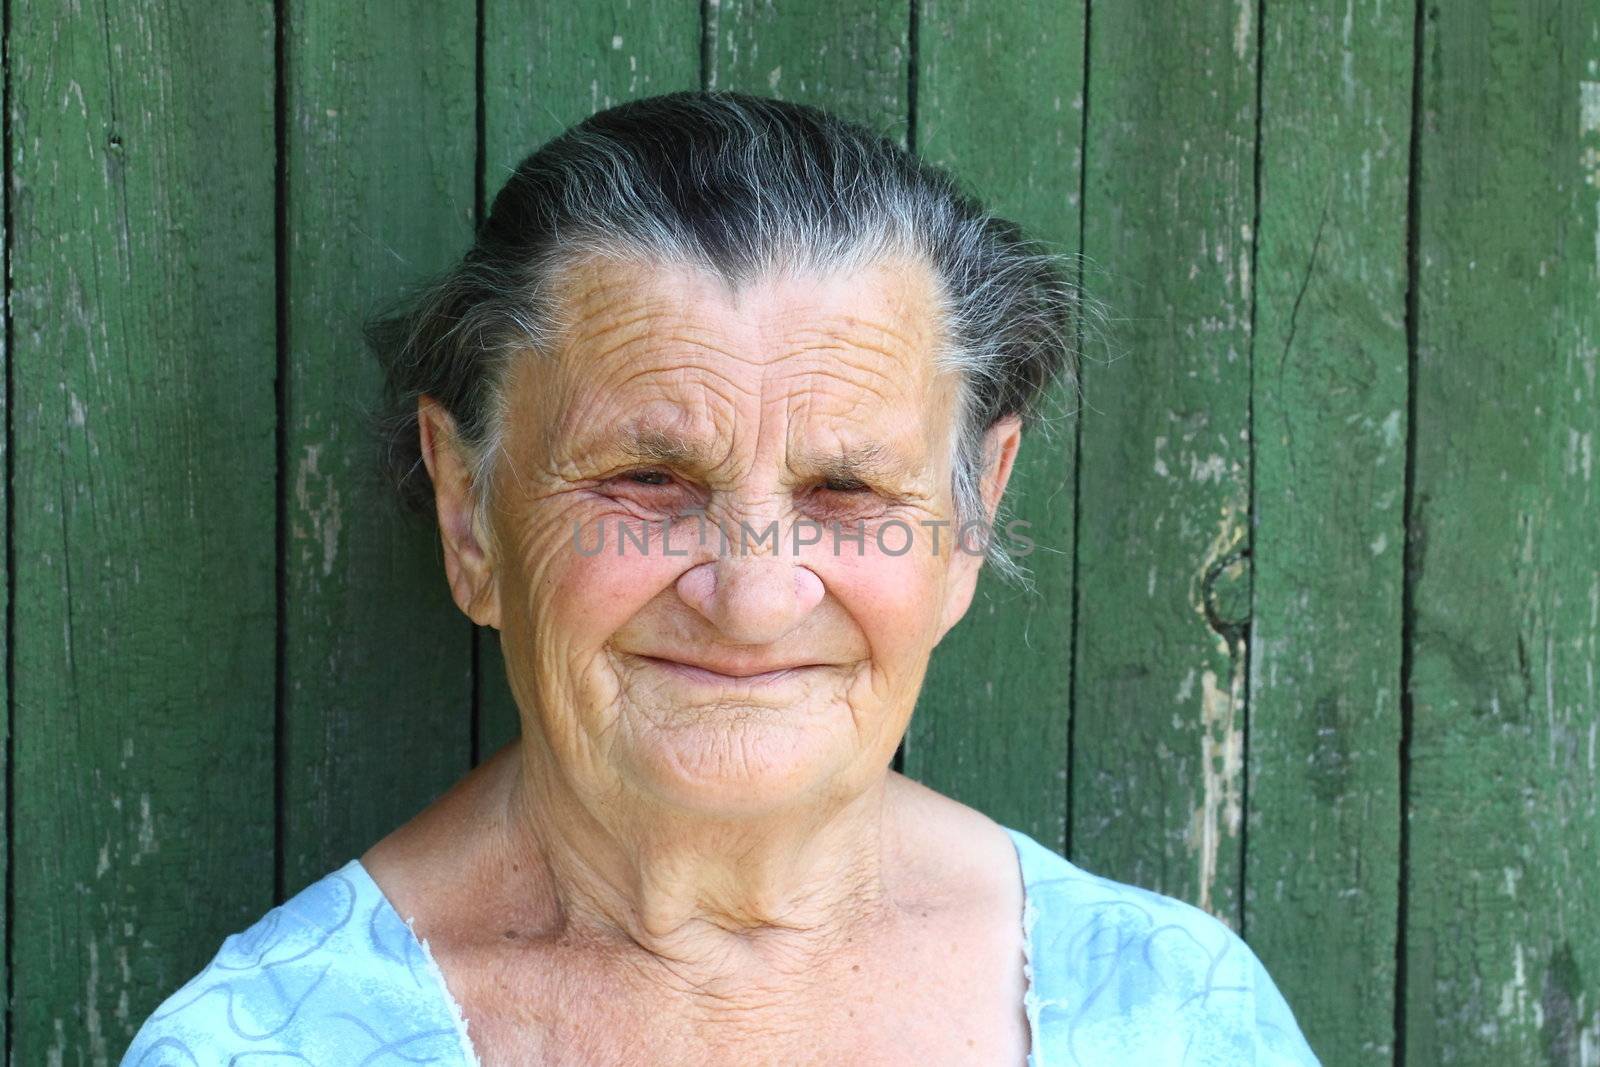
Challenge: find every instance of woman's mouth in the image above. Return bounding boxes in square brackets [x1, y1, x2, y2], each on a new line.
[627, 653, 825, 688]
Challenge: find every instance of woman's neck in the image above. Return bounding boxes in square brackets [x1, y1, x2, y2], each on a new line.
[489, 736, 913, 989]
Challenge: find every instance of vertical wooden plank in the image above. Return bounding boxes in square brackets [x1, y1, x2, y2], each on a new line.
[476, 0, 701, 756]
[1072, 0, 1257, 925]
[1246, 3, 1412, 1062]
[281, 2, 477, 892]
[8, 2, 276, 1061]
[0, 0, 10, 1056]
[706, 0, 909, 142]
[482, 0, 702, 197]
[1405, 1, 1600, 1061]
[905, 1, 1085, 852]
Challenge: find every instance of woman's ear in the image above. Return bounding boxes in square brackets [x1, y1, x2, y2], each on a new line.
[935, 414, 1024, 643]
[977, 414, 1023, 523]
[417, 395, 501, 630]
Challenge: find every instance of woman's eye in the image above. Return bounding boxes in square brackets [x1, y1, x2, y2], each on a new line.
[822, 478, 869, 493]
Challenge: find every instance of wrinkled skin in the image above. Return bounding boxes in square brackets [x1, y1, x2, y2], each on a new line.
[367, 254, 1029, 1064]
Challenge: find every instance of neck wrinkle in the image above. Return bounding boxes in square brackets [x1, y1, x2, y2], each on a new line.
[494, 731, 905, 987]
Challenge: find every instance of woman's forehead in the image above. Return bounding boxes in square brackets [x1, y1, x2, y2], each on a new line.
[549, 254, 944, 366]
[508, 255, 959, 455]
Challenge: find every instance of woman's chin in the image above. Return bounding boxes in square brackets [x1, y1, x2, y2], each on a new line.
[622, 718, 849, 815]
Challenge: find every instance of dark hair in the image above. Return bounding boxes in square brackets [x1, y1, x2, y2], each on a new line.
[367, 89, 1082, 582]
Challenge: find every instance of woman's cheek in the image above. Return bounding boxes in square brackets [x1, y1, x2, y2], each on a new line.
[532, 508, 700, 639]
[806, 536, 946, 665]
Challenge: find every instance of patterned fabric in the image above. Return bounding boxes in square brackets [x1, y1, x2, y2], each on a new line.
[122, 826, 1320, 1065]
[1007, 828, 1320, 1067]
[121, 862, 473, 1065]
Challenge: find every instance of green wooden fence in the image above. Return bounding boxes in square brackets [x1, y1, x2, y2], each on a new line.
[4, 2, 1597, 1064]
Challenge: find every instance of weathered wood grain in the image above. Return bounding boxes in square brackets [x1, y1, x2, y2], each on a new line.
[1245, 3, 1412, 1063]
[705, 0, 909, 144]
[1, 7, 11, 1057]
[1403, 2, 1600, 1061]
[1071, 0, 1259, 925]
[482, 0, 702, 199]
[476, 0, 701, 758]
[280, 0, 477, 893]
[903, 0, 1085, 855]
[7, 2, 277, 1061]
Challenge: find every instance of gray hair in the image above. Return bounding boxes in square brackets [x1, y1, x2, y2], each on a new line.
[369, 89, 1082, 586]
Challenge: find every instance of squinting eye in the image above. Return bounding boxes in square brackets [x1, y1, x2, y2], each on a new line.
[822, 478, 870, 493]
[627, 470, 672, 486]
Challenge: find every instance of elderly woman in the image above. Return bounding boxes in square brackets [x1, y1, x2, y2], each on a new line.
[125, 91, 1317, 1066]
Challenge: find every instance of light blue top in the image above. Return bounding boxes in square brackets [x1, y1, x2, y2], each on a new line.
[122, 826, 1320, 1065]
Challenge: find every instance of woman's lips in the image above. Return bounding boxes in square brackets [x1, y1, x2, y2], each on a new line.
[630, 653, 823, 687]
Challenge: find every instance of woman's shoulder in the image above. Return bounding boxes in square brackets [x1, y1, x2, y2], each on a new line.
[120, 860, 473, 1066]
[1002, 826, 1322, 1066]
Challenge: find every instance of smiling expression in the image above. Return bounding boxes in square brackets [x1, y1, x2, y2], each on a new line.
[466, 253, 1004, 816]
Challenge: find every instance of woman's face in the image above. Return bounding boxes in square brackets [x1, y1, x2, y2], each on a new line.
[433, 255, 1015, 818]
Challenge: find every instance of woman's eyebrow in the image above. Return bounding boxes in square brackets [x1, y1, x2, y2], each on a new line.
[809, 441, 919, 482]
[616, 424, 712, 467]
[593, 423, 920, 481]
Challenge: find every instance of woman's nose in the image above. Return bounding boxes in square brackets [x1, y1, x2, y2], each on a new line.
[674, 553, 825, 646]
